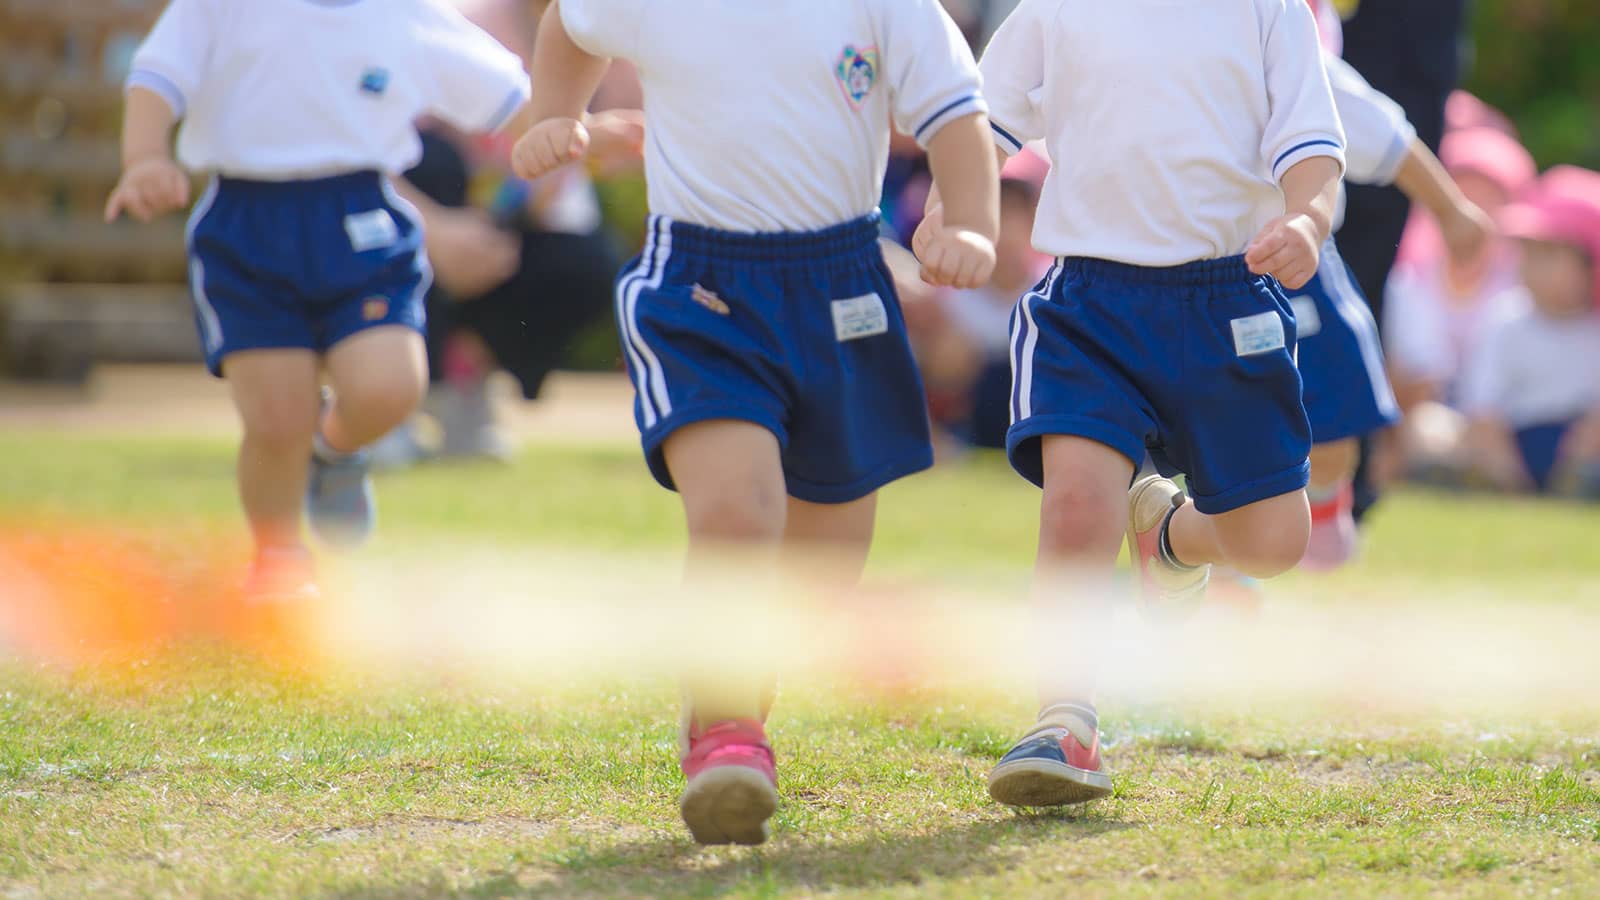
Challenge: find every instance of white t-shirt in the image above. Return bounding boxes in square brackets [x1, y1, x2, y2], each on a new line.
[1459, 298, 1600, 428]
[1325, 51, 1414, 233]
[560, 0, 985, 233]
[1383, 260, 1526, 403]
[979, 0, 1346, 266]
[128, 0, 531, 180]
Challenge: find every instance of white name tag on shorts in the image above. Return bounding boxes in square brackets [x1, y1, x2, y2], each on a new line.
[1230, 310, 1286, 357]
[1289, 295, 1322, 338]
[344, 209, 399, 252]
[832, 293, 889, 342]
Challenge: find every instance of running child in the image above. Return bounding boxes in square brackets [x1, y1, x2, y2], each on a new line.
[1291, 34, 1495, 568]
[107, 0, 532, 599]
[967, 0, 1345, 807]
[511, 0, 999, 844]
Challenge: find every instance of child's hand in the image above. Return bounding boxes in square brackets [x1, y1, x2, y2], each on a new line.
[913, 205, 996, 289]
[584, 109, 645, 172]
[104, 157, 189, 223]
[512, 117, 590, 181]
[1440, 200, 1495, 268]
[1245, 213, 1322, 290]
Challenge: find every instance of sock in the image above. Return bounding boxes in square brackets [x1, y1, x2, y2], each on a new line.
[1157, 506, 1200, 571]
[1032, 701, 1099, 747]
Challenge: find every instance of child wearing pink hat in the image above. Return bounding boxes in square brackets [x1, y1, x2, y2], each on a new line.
[1457, 167, 1600, 496]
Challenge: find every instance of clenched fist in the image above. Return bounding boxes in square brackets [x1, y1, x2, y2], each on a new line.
[1245, 213, 1322, 290]
[912, 205, 996, 289]
[511, 117, 590, 181]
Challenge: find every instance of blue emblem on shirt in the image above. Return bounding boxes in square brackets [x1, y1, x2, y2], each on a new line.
[360, 67, 390, 96]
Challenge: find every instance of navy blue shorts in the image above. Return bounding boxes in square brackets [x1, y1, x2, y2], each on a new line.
[617, 214, 933, 504]
[185, 171, 429, 376]
[1007, 256, 1311, 515]
[1288, 239, 1400, 443]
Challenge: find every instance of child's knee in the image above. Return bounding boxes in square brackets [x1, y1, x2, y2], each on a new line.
[684, 482, 787, 543]
[1218, 503, 1310, 578]
[241, 398, 319, 454]
[334, 372, 426, 431]
[1038, 478, 1126, 558]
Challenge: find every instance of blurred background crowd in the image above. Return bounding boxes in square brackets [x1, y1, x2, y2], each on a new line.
[2, 0, 1597, 502]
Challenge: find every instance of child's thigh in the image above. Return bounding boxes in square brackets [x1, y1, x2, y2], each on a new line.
[662, 419, 787, 512]
[1037, 435, 1137, 545]
[223, 348, 322, 436]
[323, 325, 429, 402]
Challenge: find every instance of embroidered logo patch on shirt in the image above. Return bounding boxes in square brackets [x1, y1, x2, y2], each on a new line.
[832, 293, 889, 342]
[1230, 310, 1288, 357]
[835, 46, 879, 109]
[359, 67, 390, 96]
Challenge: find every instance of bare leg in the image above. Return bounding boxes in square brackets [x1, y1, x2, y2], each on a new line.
[223, 349, 321, 552]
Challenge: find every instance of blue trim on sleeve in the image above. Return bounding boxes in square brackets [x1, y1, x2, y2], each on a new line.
[483, 85, 529, 134]
[1273, 139, 1342, 176]
[914, 94, 982, 142]
[990, 121, 1024, 153]
[126, 69, 186, 118]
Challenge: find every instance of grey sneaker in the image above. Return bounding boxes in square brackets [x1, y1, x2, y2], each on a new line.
[307, 437, 376, 550]
[427, 382, 513, 463]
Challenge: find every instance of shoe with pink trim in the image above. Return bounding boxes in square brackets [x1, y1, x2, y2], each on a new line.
[679, 717, 777, 845]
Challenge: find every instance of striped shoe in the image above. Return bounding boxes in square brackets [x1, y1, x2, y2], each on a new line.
[989, 703, 1112, 807]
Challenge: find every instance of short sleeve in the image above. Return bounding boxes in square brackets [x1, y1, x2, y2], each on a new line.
[559, 0, 647, 60]
[1259, 0, 1346, 182]
[415, 0, 532, 134]
[977, 0, 1050, 154]
[1326, 53, 1414, 187]
[875, 0, 987, 148]
[127, 0, 216, 118]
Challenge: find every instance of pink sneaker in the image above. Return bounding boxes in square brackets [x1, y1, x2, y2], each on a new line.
[1125, 475, 1210, 618]
[1301, 483, 1357, 572]
[679, 717, 778, 845]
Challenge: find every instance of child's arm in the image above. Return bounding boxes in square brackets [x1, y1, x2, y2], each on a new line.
[106, 0, 212, 222]
[1246, 156, 1341, 290]
[105, 88, 189, 223]
[1250, 0, 1347, 289]
[1393, 140, 1495, 265]
[1465, 415, 1534, 492]
[918, 113, 1000, 288]
[1323, 52, 1495, 267]
[510, 0, 614, 181]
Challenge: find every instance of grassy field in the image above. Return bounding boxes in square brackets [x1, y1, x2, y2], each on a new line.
[3, 431, 1600, 898]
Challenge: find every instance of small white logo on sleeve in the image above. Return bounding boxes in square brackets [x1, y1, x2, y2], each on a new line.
[1289, 295, 1322, 338]
[344, 209, 399, 253]
[1230, 310, 1287, 357]
[832, 293, 889, 342]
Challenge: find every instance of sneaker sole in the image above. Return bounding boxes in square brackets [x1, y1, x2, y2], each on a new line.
[680, 765, 777, 846]
[1124, 474, 1173, 610]
[988, 758, 1113, 807]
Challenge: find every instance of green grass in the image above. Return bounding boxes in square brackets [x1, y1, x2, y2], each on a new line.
[3, 431, 1600, 897]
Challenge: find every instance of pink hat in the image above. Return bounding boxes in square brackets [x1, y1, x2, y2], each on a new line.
[1440, 127, 1537, 197]
[1445, 91, 1518, 138]
[1501, 167, 1600, 306]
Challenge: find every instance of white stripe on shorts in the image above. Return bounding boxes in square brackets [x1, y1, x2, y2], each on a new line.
[1011, 264, 1059, 423]
[184, 178, 224, 355]
[380, 176, 435, 312]
[1326, 255, 1400, 420]
[615, 217, 670, 428]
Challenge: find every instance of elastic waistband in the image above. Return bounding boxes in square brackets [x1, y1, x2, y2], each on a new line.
[1058, 255, 1255, 287]
[654, 213, 882, 262]
[216, 170, 385, 195]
